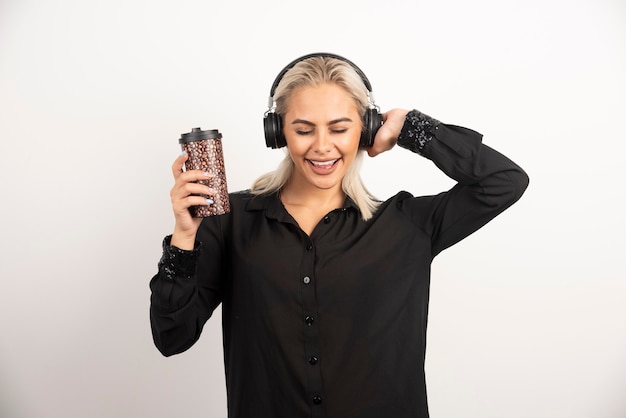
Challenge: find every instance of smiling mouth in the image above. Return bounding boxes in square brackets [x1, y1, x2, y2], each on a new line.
[308, 158, 339, 168]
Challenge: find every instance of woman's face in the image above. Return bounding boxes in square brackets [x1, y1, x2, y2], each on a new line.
[283, 83, 362, 194]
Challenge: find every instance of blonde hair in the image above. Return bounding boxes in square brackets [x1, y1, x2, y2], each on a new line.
[251, 56, 380, 220]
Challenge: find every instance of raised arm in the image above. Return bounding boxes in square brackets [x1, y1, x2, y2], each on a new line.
[372, 109, 529, 256]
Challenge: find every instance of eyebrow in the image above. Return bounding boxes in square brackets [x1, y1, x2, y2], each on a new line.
[291, 117, 353, 126]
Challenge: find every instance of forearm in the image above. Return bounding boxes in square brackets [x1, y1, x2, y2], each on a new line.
[149, 236, 203, 355]
[398, 109, 529, 200]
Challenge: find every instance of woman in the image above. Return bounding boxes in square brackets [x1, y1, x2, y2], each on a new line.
[150, 53, 529, 418]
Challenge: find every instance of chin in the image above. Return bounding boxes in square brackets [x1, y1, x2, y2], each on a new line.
[307, 174, 343, 190]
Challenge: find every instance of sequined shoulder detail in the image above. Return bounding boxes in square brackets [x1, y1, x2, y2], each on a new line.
[158, 235, 200, 281]
[397, 109, 441, 155]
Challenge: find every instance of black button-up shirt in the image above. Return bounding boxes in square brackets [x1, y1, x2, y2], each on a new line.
[150, 110, 529, 418]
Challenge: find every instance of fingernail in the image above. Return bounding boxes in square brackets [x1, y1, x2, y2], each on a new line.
[203, 171, 211, 176]
[181, 151, 187, 157]
[206, 198, 214, 205]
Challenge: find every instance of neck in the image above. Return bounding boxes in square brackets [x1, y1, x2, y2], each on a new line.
[280, 179, 345, 209]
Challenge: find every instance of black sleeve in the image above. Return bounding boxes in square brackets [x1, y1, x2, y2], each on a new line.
[397, 109, 529, 257]
[149, 215, 225, 356]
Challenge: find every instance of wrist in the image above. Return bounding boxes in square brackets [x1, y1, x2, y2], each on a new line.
[171, 228, 197, 250]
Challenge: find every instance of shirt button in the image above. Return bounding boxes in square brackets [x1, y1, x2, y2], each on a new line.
[303, 276, 311, 284]
[313, 395, 322, 405]
[323, 216, 330, 224]
[308, 356, 319, 365]
[306, 243, 313, 251]
[305, 316, 315, 326]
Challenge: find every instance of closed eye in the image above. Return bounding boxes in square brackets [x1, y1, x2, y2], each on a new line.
[291, 117, 354, 135]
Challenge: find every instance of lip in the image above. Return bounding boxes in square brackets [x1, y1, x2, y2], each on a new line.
[307, 158, 340, 174]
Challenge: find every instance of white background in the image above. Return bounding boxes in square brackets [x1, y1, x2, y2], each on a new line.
[1, 0, 625, 417]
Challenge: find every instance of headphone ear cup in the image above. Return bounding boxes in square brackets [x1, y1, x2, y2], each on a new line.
[264, 112, 286, 149]
[360, 108, 383, 148]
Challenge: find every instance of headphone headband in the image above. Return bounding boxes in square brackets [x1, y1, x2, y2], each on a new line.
[268, 52, 374, 99]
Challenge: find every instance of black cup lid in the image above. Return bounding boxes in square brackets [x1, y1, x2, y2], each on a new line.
[179, 127, 222, 143]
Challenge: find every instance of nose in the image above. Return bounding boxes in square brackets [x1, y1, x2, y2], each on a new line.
[312, 130, 332, 153]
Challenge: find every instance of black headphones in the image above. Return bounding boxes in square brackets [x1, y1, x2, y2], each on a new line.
[263, 52, 383, 149]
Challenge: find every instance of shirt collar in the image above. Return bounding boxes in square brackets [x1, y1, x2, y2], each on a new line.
[245, 191, 360, 220]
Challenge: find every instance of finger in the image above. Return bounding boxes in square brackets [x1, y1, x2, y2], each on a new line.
[171, 192, 215, 219]
[366, 146, 379, 158]
[175, 169, 216, 188]
[171, 182, 217, 202]
[172, 151, 189, 178]
[174, 195, 214, 212]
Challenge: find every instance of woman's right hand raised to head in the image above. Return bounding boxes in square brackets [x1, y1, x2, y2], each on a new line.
[366, 108, 409, 157]
[169, 152, 216, 250]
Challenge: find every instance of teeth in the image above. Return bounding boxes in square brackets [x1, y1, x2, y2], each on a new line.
[310, 159, 338, 167]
